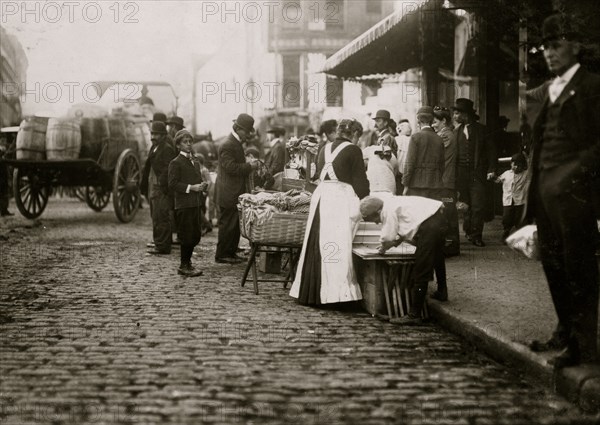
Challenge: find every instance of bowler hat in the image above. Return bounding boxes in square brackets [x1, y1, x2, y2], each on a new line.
[372, 110, 391, 120]
[150, 121, 167, 134]
[542, 12, 581, 44]
[166, 116, 185, 128]
[452, 98, 476, 115]
[233, 113, 255, 133]
[417, 106, 434, 116]
[151, 112, 167, 123]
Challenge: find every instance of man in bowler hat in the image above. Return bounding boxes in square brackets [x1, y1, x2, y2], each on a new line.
[141, 121, 177, 254]
[167, 116, 185, 140]
[373, 110, 398, 156]
[525, 12, 600, 368]
[215, 113, 260, 264]
[453, 98, 497, 247]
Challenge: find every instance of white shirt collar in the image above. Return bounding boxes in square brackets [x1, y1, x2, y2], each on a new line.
[269, 137, 280, 148]
[232, 131, 241, 142]
[179, 151, 192, 160]
[555, 63, 580, 85]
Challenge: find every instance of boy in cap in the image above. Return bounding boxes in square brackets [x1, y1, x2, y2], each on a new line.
[168, 129, 207, 277]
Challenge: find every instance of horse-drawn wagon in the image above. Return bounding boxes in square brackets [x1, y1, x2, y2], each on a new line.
[1, 81, 178, 222]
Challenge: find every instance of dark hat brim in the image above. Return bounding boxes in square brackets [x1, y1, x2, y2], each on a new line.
[232, 119, 255, 133]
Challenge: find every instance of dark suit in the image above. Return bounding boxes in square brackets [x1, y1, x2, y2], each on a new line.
[215, 133, 253, 260]
[168, 153, 205, 267]
[265, 139, 286, 175]
[524, 66, 600, 363]
[455, 121, 497, 240]
[141, 139, 177, 253]
[402, 127, 444, 199]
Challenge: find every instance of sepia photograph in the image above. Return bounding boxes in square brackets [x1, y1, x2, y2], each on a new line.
[1, 0, 600, 423]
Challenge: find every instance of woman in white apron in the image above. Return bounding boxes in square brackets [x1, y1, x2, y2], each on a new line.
[290, 119, 370, 306]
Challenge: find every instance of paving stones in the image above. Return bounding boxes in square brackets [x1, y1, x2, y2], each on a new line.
[0, 200, 598, 424]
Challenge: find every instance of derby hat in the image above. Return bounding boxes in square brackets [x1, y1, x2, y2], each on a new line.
[542, 12, 581, 44]
[452, 98, 477, 115]
[150, 121, 168, 134]
[151, 112, 167, 123]
[233, 113, 255, 133]
[166, 116, 185, 128]
[372, 109, 391, 120]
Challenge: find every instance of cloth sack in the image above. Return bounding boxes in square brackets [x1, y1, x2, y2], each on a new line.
[506, 224, 539, 260]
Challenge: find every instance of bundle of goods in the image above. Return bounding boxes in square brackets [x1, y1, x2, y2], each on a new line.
[285, 135, 319, 179]
[238, 189, 311, 245]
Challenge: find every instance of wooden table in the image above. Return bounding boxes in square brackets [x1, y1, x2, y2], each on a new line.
[353, 244, 426, 321]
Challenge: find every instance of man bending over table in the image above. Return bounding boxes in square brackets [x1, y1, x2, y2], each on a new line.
[360, 195, 447, 325]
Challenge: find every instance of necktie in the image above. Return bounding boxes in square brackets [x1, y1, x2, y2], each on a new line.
[549, 78, 564, 103]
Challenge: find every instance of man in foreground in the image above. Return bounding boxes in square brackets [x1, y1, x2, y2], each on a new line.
[525, 12, 600, 368]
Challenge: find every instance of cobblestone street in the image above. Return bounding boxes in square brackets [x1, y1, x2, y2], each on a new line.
[0, 199, 597, 425]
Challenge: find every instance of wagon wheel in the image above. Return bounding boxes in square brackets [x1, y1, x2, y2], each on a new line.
[74, 186, 87, 202]
[113, 149, 141, 223]
[85, 186, 110, 212]
[12, 168, 49, 219]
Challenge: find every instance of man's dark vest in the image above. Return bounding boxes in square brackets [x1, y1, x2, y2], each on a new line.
[538, 102, 577, 170]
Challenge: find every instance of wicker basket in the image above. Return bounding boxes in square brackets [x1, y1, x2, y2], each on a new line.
[238, 205, 308, 245]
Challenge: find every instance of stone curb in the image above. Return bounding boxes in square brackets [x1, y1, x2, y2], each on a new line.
[427, 300, 600, 414]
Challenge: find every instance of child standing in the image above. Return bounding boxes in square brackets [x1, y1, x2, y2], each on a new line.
[496, 153, 529, 242]
[168, 130, 208, 277]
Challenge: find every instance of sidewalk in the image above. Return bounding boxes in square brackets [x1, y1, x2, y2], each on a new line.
[427, 218, 600, 413]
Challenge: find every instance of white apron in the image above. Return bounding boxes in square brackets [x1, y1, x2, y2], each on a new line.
[290, 142, 363, 303]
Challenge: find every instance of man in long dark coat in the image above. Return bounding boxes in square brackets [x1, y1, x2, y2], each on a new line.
[141, 121, 177, 254]
[215, 113, 259, 264]
[453, 98, 497, 247]
[526, 13, 600, 368]
[264, 126, 286, 176]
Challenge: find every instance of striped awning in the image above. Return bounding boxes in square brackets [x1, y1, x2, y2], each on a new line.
[322, 0, 440, 79]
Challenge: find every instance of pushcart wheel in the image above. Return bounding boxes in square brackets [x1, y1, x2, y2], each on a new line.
[12, 168, 49, 219]
[113, 148, 141, 223]
[85, 186, 110, 212]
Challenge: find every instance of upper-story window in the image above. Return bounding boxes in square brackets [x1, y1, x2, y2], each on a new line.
[366, 0, 382, 14]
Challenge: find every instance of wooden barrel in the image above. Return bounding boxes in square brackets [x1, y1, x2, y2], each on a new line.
[126, 122, 151, 164]
[46, 118, 81, 160]
[16, 117, 48, 160]
[79, 117, 109, 161]
[100, 118, 138, 169]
